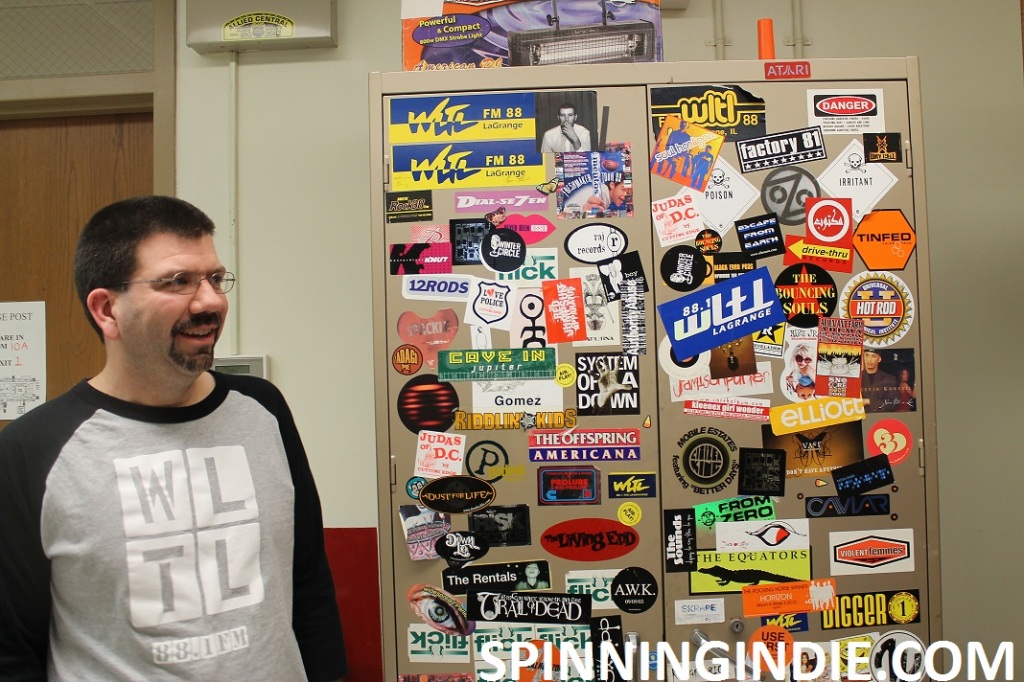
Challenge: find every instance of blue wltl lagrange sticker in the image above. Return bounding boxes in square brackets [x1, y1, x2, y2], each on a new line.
[657, 267, 785, 360]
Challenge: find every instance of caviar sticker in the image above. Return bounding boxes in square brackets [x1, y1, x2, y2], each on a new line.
[571, 266, 621, 347]
[390, 241, 453, 275]
[650, 85, 767, 140]
[853, 209, 916, 271]
[386, 190, 433, 223]
[398, 309, 459, 368]
[442, 560, 551, 596]
[407, 624, 471, 664]
[863, 132, 903, 163]
[697, 157, 759, 235]
[540, 518, 639, 562]
[692, 549, 812, 595]
[741, 579, 837, 618]
[737, 447, 787, 496]
[735, 126, 825, 174]
[392, 344, 423, 375]
[817, 139, 898, 221]
[868, 418, 914, 466]
[830, 529, 914, 575]
[664, 508, 698, 573]
[761, 420, 866, 479]
[820, 591, 920, 631]
[652, 186, 704, 247]
[774, 263, 837, 329]
[838, 271, 915, 347]
[617, 502, 642, 526]
[538, 466, 600, 505]
[469, 504, 531, 547]
[397, 375, 459, 433]
[806, 493, 891, 519]
[414, 431, 467, 479]
[672, 426, 739, 495]
[400, 505, 452, 561]
[419, 475, 496, 515]
[760, 166, 820, 226]
[610, 566, 658, 614]
[650, 116, 726, 192]
[807, 90, 885, 135]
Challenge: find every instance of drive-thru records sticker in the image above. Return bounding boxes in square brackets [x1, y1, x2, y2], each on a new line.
[838, 271, 914, 347]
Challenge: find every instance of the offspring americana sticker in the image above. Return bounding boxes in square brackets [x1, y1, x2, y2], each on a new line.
[805, 494, 891, 519]
[528, 428, 641, 463]
[691, 549, 812, 595]
[839, 271, 915, 347]
[649, 115, 726, 191]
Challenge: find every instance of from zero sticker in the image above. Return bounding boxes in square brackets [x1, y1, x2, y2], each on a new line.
[838, 271, 915, 347]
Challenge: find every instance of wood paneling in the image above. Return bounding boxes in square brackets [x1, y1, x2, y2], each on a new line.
[0, 113, 152, 420]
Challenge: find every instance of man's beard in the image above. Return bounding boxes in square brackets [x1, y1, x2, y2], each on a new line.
[169, 313, 219, 374]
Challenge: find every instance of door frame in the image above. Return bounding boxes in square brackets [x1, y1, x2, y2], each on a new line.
[0, 0, 176, 194]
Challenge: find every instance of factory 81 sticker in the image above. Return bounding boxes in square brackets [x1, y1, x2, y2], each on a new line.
[838, 271, 915, 347]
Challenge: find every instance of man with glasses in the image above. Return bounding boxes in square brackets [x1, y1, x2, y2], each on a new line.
[0, 196, 347, 681]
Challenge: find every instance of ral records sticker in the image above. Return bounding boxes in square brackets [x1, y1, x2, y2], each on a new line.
[610, 566, 658, 614]
[838, 271, 914, 347]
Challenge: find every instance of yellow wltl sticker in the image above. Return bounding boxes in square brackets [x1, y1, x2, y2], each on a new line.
[769, 396, 865, 436]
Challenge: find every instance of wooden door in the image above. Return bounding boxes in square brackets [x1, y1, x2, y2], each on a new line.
[0, 112, 153, 426]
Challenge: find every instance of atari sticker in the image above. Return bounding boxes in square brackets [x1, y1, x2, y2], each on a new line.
[853, 209, 917, 270]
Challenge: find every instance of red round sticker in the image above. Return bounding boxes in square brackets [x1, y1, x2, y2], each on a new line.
[540, 518, 638, 562]
[868, 418, 913, 466]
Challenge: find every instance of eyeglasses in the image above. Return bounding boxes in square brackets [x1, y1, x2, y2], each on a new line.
[107, 271, 236, 295]
[794, 355, 812, 364]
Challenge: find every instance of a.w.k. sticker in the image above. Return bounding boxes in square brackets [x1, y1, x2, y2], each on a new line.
[735, 126, 825, 174]
[392, 140, 546, 191]
[658, 266, 785, 360]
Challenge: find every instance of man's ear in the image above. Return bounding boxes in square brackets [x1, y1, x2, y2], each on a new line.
[86, 288, 122, 341]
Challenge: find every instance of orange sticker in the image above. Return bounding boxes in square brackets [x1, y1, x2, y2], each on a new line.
[742, 578, 838, 618]
[748, 624, 794, 668]
[852, 209, 917, 270]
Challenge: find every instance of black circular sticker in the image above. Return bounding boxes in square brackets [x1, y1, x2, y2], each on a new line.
[396, 374, 459, 433]
[481, 227, 526, 273]
[610, 566, 659, 614]
[760, 166, 820, 226]
[434, 531, 491, 569]
[673, 427, 738, 494]
[774, 263, 837, 328]
[694, 228, 722, 254]
[660, 245, 711, 292]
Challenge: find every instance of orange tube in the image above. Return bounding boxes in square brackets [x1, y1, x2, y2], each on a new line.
[757, 18, 776, 59]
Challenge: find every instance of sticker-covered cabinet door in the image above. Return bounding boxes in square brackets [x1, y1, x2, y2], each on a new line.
[370, 58, 939, 682]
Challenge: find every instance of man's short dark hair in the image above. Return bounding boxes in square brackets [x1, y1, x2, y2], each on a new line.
[557, 102, 576, 115]
[73, 195, 216, 337]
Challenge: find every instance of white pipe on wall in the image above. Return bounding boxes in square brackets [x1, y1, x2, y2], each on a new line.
[225, 51, 240, 355]
[712, 0, 726, 60]
[790, 0, 806, 58]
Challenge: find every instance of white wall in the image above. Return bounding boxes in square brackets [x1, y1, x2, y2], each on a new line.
[177, 0, 1024, 648]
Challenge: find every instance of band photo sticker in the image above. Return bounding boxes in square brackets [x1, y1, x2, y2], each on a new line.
[442, 560, 552, 596]
[575, 353, 640, 416]
[535, 91, 598, 154]
[649, 115, 726, 191]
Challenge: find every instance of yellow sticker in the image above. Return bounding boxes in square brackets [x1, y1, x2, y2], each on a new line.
[617, 502, 642, 526]
[222, 13, 295, 41]
[555, 363, 577, 388]
[769, 396, 865, 436]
